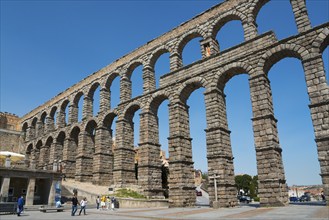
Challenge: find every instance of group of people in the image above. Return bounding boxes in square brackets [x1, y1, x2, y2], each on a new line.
[14, 190, 326, 217]
[96, 195, 116, 211]
[71, 195, 88, 216]
[71, 194, 116, 216]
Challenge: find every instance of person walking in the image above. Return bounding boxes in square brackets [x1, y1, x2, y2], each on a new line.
[110, 197, 116, 211]
[96, 196, 100, 210]
[56, 200, 62, 208]
[17, 195, 24, 216]
[321, 191, 326, 201]
[71, 194, 79, 216]
[106, 196, 110, 210]
[78, 197, 87, 215]
[100, 195, 106, 210]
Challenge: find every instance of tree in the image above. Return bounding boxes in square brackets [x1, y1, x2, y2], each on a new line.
[202, 172, 208, 180]
[250, 175, 258, 198]
[201, 171, 209, 191]
[235, 174, 252, 195]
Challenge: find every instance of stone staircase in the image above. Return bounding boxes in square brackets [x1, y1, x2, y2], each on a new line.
[60, 183, 75, 203]
[61, 179, 110, 205]
[60, 179, 169, 208]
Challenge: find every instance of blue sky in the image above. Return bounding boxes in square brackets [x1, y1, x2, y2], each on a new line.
[1, 0, 328, 186]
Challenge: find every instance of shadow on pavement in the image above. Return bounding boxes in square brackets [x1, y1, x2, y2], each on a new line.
[289, 201, 327, 206]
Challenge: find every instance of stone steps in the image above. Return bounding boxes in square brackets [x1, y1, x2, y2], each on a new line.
[61, 179, 110, 205]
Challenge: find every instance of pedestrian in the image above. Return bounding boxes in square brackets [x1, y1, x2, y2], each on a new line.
[100, 195, 106, 210]
[96, 196, 100, 210]
[56, 200, 62, 208]
[71, 194, 79, 216]
[106, 196, 110, 210]
[17, 195, 24, 216]
[78, 197, 87, 215]
[110, 197, 116, 211]
[321, 191, 326, 201]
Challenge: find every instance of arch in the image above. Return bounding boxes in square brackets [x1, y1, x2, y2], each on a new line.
[22, 122, 28, 132]
[254, 0, 297, 40]
[44, 136, 53, 168]
[126, 60, 144, 79]
[50, 106, 57, 118]
[224, 73, 257, 181]
[312, 27, 329, 54]
[105, 72, 120, 89]
[31, 117, 38, 128]
[149, 46, 171, 70]
[177, 77, 208, 103]
[70, 126, 81, 138]
[64, 126, 80, 179]
[25, 143, 34, 168]
[125, 60, 145, 98]
[87, 82, 101, 116]
[35, 139, 43, 169]
[87, 82, 101, 98]
[40, 112, 47, 124]
[249, 0, 270, 27]
[22, 122, 28, 142]
[102, 112, 118, 128]
[176, 30, 206, 56]
[34, 140, 42, 169]
[148, 91, 171, 115]
[56, 131, 66, 144]
[26, 143, 33, 154]
[60, 99, 70, 111]
[73, 91, 84, 106]
[258, 44, 310, 75]
[60, 99, 70, 125]
[267, 57, 321, 186]
[35, 140, 43, 150]
[123, 102, 142, 122]
[104, 72, 121, 109]
[73, 91, 85, 122]
[211, 11, 248, 40]
[49, 106, 58, 128]
[215, 62, 255, 90]
[85, 119, 98, 134]
[45, 136, 53, 146]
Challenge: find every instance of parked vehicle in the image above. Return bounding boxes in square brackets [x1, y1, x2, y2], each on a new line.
[238, 195, 251, 203]
[299, 194, 310, 202]
[289, 196, 299, 202]
[196, 190, 202, 196]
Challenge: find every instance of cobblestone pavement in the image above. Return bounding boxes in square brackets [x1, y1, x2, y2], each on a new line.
[1, 203, 328, 220]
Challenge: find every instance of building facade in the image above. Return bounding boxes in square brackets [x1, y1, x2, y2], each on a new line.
[0, 112, 24, 154]
[0, 167, 62, 205]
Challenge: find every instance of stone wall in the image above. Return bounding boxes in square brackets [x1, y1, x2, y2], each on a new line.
[0, 112, 23, 153]
[0, 112, 20, 131]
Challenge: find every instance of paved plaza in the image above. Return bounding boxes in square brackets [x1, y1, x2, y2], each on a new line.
[1, 203, 328, 220]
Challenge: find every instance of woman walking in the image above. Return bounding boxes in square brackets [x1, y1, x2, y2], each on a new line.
[78, 197, 87, 215]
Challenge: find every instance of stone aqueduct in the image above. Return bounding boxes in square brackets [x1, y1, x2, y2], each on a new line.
[20, 0, 328, 207]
